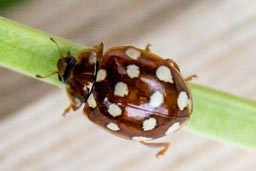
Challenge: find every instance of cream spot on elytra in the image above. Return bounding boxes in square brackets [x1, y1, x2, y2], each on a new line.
[108, 103, 122, 117]
[106, 122, 120, 131]
[156, 65, 173, 83]
[149, 91, 164, 108]
[114, 82, 128, 97]
[142, 117, 157, 131]
[125, 47, 141, 60]
[177, 91, 188, 111]
[127, 64, 140, 78]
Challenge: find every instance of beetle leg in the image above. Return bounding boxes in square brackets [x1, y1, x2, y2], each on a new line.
[140, 141, 170, 158]
[62, 104, 72, 116]
[185, 75, 197, 81]
[145, 43, 152, 52]
[165, 59, 197, 81]
[62, 103, 80, 117]
[62, 85, 83, 116]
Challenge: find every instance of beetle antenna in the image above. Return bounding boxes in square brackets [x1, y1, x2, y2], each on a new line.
[50, 37, 64, 60]
[36, 71, 58, 78]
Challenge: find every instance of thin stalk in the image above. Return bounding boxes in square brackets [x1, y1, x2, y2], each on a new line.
[187, 84, 256, 148]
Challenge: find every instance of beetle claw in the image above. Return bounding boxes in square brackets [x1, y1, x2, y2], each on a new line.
[140, 141, 170, 158]
[185, 74, 197, 81]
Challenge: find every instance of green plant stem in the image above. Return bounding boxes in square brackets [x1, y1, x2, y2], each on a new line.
[1, 17, 256, 148]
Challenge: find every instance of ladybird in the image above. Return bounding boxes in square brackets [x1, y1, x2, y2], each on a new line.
[37, 38, 193, 157]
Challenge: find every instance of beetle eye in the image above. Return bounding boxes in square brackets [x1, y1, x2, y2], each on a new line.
[64, 56, 76, 65]
[57, 56, 77, 83]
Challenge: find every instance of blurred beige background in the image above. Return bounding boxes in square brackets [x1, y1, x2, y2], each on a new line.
[0, 0, 256, 171]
